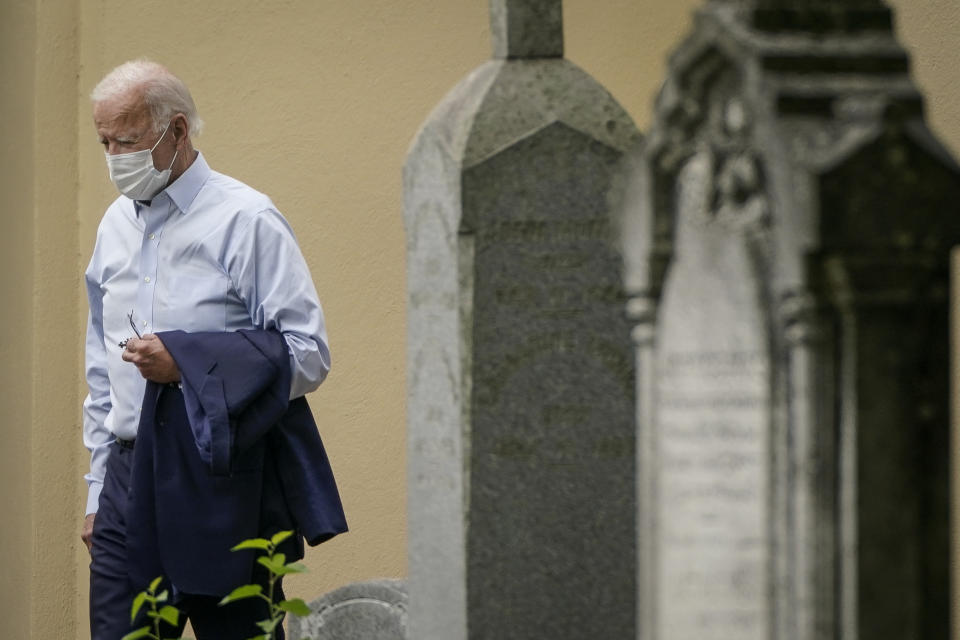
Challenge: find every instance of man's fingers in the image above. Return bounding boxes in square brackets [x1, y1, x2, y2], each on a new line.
[121, 337, 152, 366]
[120, 334, 178, 383]
[81, 514, 96, 554]
[121, 337, 140, 360]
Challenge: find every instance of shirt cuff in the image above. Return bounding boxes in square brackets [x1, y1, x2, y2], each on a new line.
[85, 480, 104, 516]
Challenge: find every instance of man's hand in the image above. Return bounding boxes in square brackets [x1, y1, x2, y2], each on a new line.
[121, 334, 181, 383]
[82, 513, 96, 553]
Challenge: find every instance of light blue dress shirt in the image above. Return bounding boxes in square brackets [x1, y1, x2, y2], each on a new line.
[83, 152, 330, 515]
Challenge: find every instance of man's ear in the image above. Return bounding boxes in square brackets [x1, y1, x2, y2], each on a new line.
[172, 113, 189, 146]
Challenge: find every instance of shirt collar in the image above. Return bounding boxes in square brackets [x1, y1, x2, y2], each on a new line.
[134, 151, 210, 216]
[164, 150, 210, 214]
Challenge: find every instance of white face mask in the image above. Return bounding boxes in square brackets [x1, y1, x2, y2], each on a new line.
[104, 121, 179, 200]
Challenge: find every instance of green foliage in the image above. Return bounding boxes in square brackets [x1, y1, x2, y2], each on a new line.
[121, 576, 186, 640]
[278, 598, 311, 617]
[122, 530, 311, 640]
[223, 530, 312, 640]
[270, 530, 294, 546]
[231, 538, 272, 552]
[220, 584, 264, 603]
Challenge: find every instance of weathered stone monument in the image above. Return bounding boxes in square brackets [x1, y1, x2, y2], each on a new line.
[288, 579, 407, 640]
[404, 0, 640, 638]
[623, 1, 959, 639]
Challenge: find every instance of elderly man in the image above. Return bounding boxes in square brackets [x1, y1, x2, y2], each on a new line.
[82, 59, 346, 639]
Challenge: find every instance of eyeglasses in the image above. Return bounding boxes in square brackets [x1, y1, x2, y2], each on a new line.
[118, 310, 143, 348]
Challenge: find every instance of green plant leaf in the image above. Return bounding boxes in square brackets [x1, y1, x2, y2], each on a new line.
[270, 530, 294, 546]
[244, 635, 268, 640]
[231, 538, 272, 552]
[256, 556, 306, 576]
[278, 598, 311, 617]
[256, 616, 281, 632]
[156, 589, 169, 603]
[131, 591, 148, 623]
[274, 562, 307, 576]
[270, 553, 286, 567]
[218, 583, 264, 605]
[256, 556, 283, 574]
[149, 576, 164, 593]
[120, 626, 152, 640]
[158, 605, 180, 627]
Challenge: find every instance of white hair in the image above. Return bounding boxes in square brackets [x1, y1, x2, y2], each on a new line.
[91, 58, 204, 135]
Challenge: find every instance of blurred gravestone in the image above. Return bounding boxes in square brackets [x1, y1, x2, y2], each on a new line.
[621, 1, 960, 639]
[288, 579, 406, 640]
[404, 0, 640, 638]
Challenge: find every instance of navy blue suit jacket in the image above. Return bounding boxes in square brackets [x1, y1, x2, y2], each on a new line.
[126, 329, 347, 596]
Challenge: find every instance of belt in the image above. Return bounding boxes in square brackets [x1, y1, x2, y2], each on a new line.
[116, 438, 136, 450]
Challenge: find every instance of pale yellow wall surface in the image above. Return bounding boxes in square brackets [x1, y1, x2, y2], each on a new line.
[889, 0, 960, 154]
[0, 2, 38, 638]
[1, 1, 958, 638]
[1, 0, 83, 637]
[35, 1, 83, 636]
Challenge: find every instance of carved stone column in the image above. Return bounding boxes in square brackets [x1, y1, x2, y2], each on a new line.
[623, 1, 960, 638]
[404, 1, 640, 638]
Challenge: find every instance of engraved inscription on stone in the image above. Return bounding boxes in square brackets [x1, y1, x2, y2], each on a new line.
[657, 350, 767, 639]
[629, 3, 960, 638]
[653, 153, 770, 640]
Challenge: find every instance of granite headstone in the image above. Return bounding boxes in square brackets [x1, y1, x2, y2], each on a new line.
[404, 1, 640, 638]
[288, 579, 406, 640]
[623, 2, 959, 639]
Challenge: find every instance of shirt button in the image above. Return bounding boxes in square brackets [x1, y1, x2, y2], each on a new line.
[144, 276, 151, 283]
[142, 321, 148, 328]
[148, 233, 155, 240]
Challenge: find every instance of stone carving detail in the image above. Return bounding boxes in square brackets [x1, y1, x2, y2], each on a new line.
[624, 2, 960, 640]
[709, 99, 769, 231]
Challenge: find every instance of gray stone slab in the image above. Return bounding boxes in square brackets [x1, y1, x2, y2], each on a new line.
[623, 2, 959, 639]
[652, 152, 771, 640]
[404, 3, 640, 639]
[463, 119, 635, 638]
[490, 0, 562, 59]
[287, 579, 406, 640]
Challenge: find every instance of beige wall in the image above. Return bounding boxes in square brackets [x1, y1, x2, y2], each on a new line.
[1, 0, 82, 638]
[1, 1, 958, 637]
[0, 4, 38, 639]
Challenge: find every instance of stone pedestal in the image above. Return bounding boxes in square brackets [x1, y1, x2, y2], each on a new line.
[404, 1, 640, 638]
[623, 2, 959, 639]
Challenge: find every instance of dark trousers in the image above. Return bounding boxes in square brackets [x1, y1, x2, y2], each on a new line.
[89, 440, 285, 640]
